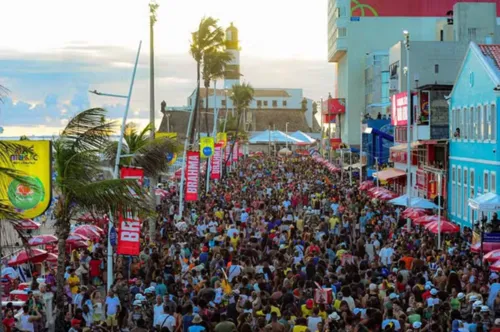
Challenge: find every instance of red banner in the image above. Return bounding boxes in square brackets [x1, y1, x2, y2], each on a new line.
[232, 142, 238, 162]
[210, 143, 223, 180]
[322, 98, 346, 115]
[116, 215, 142, 256]
[185, 151, 200, 201]
[120, 167, 144, 185]
[330, 138, 342, 150]
[225, 146, 231, 166]
[391, 92, 408, 126]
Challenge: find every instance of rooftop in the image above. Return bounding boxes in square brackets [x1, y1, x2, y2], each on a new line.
[478, 44, 500, 71]
[198, 88, 291, 98]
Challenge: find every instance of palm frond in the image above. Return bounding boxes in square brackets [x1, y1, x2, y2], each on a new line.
[0, 85, 9, 103]
[68, 179, 151, 216]
[132, 138, 179, 177]
[202, 50, 234, 84]
[60, 108, 116, 152]
[0, 200, 22, 221]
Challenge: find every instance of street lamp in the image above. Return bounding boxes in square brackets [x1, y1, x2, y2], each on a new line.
[403, 29, 412, 230]
[89, 41, 142, 291]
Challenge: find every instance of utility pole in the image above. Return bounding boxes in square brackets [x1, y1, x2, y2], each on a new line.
[403, 30, 412, 231]
[149, 0, 159, 239]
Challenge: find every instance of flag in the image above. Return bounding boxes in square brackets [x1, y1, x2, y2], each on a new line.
[200, 137, 215, 158]
[216, 132, 227, 148]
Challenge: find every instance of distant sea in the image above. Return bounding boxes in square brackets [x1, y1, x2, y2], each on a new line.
[0, 135, 122, 141]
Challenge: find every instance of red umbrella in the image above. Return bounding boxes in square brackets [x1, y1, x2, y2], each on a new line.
[490, 260, 500, 272]
[424, 220, 460, 234]
[414, 215, 451, 226]
[13, 219, 40, 230]
[470, 242, 494, 254]
[28, 235, 58, 246]
[359, 181, 374, 190]
[66, 241, 88, 251]
[402, 208, 428, 219]
[77, 213, 93, 222]
[8, 249, 48, 266]
[46, 253, 58, 263]
[483, 249, 500, 263]
[73, 225, 103, 239]
[67, 233, 90, 242]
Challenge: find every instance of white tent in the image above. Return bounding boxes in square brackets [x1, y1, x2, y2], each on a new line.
[290, 131, 316, 144]
[389, 194, 440, 209]
[249, 130, 304, 144]
[468, 192, 500, 212]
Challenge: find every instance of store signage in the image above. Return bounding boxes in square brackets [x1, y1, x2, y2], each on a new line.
[1, 140, 52, 219]
[350, 0, 500, 17]
[210, 143, 223, 180]
[484, 233, 500, 243]
[391, 92, 408, 126]
[120, 167, 144, 186]
[185, 151, 200, 201]
[116, 215, 142, 256]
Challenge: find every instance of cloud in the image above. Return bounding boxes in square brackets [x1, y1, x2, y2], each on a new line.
[0, 44, 333, 135]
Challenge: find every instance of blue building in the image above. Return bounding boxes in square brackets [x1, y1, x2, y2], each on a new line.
[448, 42, 500, 228]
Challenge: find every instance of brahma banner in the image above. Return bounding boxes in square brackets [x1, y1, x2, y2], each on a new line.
[120, 167, 144, 185]
[116, 215, 142, 256]
[185, 151, 200, 201]
[232, 142, 238, 162]
[210, 143, 223, 180]
[225, 145, 231, 166]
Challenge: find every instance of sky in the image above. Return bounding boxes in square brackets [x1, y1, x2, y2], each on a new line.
[0, 0, 333, 136]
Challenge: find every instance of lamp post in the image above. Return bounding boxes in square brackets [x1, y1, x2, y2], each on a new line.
[403, 30, 412, 230]
[89, 41, 142, 291]
[149, 0, 159, 239]
[320, 97, 323, 157]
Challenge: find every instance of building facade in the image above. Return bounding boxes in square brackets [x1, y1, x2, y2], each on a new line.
[448, 42, 500, 228]
[327, 0, 500, 145]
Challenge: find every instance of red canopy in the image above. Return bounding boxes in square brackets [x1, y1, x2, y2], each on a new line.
[28, 235, 58, 246]
[359, 181, 374, 190]
[46, 253, 58, 263]
[68, 233, 90, 242]
[368, 187, 398, 201]
[73, 227, 100, 240]
[413, 215, 450, 226]
[402, 208, 428, 220]
[490, 260, 500, 272]
[8, 249, 48, 266]
[13, 219, 40, 230]
[424, 220, 460, 234]
[66, 241, 88, 251]
[483, 249, 500, 263]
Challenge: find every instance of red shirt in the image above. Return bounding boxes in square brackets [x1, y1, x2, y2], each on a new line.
[89, 259, 101, 277]
[3, 317, 15, 332]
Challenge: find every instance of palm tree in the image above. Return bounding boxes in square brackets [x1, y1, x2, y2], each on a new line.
[224, 83, 254, 175]
[202, 49, 233, 135]
[103, 122, 178, 178]
[52, 108, 151, 324]
[189, 17, 225, 145]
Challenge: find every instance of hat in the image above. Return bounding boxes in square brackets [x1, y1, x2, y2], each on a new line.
[328, 312, 341, 321]
[473, 300, 483, 308]
[413, 321, 422, 329]
[430, 289, 438, 296]
[369, 283, 377, 292]
[306, 299, 314, 309]
[389, 293, 398, 300]
[192, 314, 203, 324]
[491, 273, 500, 280]
[457, 292, 465, 300]
[481, 305, 490, 313]
[71, 319, 81, 327]
[469, 295, 478, 302]
[495, 318, 500, 326]
[133, 300, 142, 307]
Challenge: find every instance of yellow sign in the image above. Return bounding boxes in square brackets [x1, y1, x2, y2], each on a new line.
[1, 141, 52, 219]
[216, 132, 227, 148]
[156, 132, 177, 139]
[200, 137, 215, 158]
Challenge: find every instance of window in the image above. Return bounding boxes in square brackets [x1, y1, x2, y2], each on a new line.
[457, 167, 462, 217]
[450, 108, 455, 138]
[463, 108, 469, 139]
[463, 168, 468, 224]
[257, 100, 262, 108]
[492, 104, 497, 141]
[272, 100, 278, 108]
[440, 30, 444, 41]
[484, 171, 490, 193]
[390, 62, 399, 79]
[337, 28, 347, 37]
[221, 99, 226, 107]
[474, 106, 481, 139]
[282, 100, 287, 107]
[470, 169, 475, 223]
[457, 108, 462, 139]
[263, 100, 268, 107]
[468, 28, 477, 41]
[492, 172, 497, 193]
[452, 166, 456, 216]
[468, 107, 474, 139]
[482, 104, 488, 140]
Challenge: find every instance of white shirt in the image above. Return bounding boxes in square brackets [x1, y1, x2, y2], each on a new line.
[208, 221, 218, 233]
[227, 227, 239, 238]
[307, 316, 322, 332]
[153, 304, 165, 326]
[379, 247, 394, 266]
[196, 224, 207, 237]
[158, 313, 176, 331]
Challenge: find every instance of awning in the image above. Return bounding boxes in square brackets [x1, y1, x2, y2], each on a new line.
[390, 142, 422, 152]
[373, 168, 406, 181]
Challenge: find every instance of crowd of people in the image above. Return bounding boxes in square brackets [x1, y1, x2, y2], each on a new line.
[5, 154, 500, 332]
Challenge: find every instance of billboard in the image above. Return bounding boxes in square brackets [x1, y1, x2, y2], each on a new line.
[391, 92, 408, 126]
[216, 132, 227, 148]
[350, 0, 500, 17]
[116, 215, 142, 256]
[185, 151, 200, 201]
[2, 140, 52, 219]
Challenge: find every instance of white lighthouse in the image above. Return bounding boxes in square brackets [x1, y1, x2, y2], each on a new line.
[224, 22, 240, 89]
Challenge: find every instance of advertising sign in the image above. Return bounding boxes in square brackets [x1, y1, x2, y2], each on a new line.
[350, 0, 500, 17]
[391, 92, 408, 126]
[330, 138, 342, 150]
[166, 152, 177, 166]
[116, 215, 142, 256]
[1, 140, 52, 219]
[120, 167, 144, 186]
[224, 145, 231, 166]
[185, 151, 200, 201]
[216, 132, 227, 148]
[418, 91, 430, 124]
[210, 143, 223, 180]
[200, 137, 215, 158]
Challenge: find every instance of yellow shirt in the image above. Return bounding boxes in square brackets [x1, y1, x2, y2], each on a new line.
[319, 310, 327, 320]
[293, 326, 308, 332]
[230, 237, 239, 249]
[68, 275, 80, 294]
[256, 306, 281, 317]
[215, 211, 224, 220]
[329, 217, 339, 230]
[296, 219, 304, 232]
[300, 304, 313, 317]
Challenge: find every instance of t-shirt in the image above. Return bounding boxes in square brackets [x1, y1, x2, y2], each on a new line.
[188, 326, 206, 332]
[156, 283, 167, 296]
[68, 275, 80, 294]
[307, 316, 322, 332]
[105, 296, 121, 315]
[292, 326, 308, 332]
[158, 314, 176, 331]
